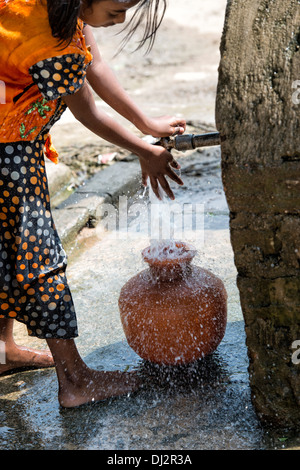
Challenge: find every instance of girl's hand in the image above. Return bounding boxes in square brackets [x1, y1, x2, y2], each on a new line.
[138, 144, 184, 200]
[63, 82, 183, 200]
[141, 115, 186, 138]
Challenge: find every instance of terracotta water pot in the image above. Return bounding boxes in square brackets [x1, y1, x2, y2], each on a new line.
[118, 242, 227, 365]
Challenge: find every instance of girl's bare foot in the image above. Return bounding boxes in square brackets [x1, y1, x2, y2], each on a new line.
[58, 368, 141, 408]
[0, 344, 54, 376]
[47, 338, 141, 408]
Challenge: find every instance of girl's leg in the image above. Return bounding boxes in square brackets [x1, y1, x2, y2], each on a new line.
[47, 338, 141, 408]
[0, 318, 54, 375]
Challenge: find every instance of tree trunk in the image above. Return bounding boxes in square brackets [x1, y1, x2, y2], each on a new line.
[216, 0, 300, 428]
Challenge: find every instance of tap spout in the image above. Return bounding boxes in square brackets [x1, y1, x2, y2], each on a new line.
[155, 132, 221, 152]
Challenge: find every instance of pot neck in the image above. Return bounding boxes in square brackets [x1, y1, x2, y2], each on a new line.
[149, 261, 192, 282]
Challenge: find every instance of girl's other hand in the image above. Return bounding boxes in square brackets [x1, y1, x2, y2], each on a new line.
[141, 115, 186, 138]
[138, 144, 184, 200]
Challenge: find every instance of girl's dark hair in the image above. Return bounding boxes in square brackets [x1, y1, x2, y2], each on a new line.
[119, 0, 167, 53]
[46, 0, 82, 46]
[46, 0, 167, 51]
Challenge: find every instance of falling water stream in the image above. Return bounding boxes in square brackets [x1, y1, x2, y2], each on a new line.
[0, 149, 297, 450]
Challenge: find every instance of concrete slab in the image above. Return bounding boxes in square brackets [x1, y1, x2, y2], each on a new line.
[53, 160, 142, 246]
[59, 160, 142, 203]
[46, 159, 74, 199]
[53, 207, 90, 248]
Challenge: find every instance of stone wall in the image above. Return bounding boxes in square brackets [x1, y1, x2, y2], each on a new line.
[215, 0, 300, 427]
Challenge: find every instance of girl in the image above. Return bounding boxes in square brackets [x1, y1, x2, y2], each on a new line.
[0, 0, 186, 408]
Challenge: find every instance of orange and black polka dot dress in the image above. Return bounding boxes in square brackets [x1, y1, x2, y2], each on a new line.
[0, 0, 92, 338]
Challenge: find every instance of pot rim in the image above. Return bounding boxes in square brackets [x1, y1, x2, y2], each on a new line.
[142, 241, 197, 268]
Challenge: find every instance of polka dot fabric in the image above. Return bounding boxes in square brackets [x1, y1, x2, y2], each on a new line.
[0, 3, 92, 340]
[29, 53, 89, 101]
[0, 139, 78, 338]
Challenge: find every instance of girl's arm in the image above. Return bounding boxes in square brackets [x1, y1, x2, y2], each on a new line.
[62, 81, 183, 200]
[83, 25, 186, 137]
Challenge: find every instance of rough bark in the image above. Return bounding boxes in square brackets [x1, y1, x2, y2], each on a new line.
[216, 0, 300, 428]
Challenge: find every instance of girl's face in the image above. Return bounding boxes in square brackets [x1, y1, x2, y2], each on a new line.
[80, 0, 140, 28]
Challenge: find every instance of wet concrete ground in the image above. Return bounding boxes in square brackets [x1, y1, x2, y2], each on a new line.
[1, 148, 300, 451]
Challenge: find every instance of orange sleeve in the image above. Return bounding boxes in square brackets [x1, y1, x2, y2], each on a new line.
[20, 20, 93, 77]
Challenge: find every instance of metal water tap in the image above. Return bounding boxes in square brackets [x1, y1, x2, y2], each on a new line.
[155, 132, 221, 152]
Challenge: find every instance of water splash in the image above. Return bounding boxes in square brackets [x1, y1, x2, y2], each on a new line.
[143, 179, 197, 262]
[147, 180, 178, 259]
